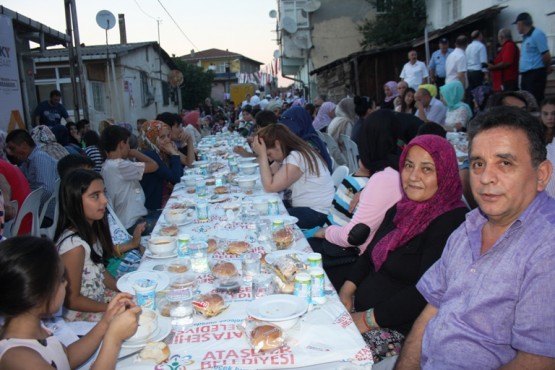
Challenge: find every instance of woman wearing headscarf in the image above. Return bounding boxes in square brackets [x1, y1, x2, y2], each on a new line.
[338, 135, 467, 363]
[279, 106, 333, 172]
[327, 97, 357, 166]
[183, 111, 202, 147]
[439, 80, 472, 131]
[31, 125, 70, 160]
[312, 101, 336, 131]
[380, 81, 399, 110]
[139, 120, 183, 212]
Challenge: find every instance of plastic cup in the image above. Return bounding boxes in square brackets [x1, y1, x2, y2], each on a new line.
[167, 288, 194, 331]
[189, 241, 209, 273]
[242, 253, 261, 282]
[133, 278, 158, 310]
[252, 273, 274, 299]
[177, 234, 191, 258]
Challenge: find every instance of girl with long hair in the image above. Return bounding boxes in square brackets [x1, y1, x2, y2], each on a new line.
[54, 169, 117, 322]
[0, 236, 140, 370]
[252, 124, 335, 229]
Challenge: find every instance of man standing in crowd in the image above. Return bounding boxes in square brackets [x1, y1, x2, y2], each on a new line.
[395, 107, 555, 369]
[465, 30, 488, 91]
[514, 12, 552, 103]
[33, 89, 71, 127]
[445, 35, 468, 87]
[429, 38, 452, 89]
[400, 50, 429, 90]
[488, 28, 520, 92]
[249, 90, 261, 106]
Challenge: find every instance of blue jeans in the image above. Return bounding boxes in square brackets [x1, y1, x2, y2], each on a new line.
[287, 207, 328, 230]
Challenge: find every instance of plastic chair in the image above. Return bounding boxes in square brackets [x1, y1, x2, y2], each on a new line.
[318, 131, 340, 171]
[2, 199, 18, 238]
[40, 179, 61, 240]
[341, 134, 359, 174]
[9, 187, 44, 237]
[331, 165, 350, 189]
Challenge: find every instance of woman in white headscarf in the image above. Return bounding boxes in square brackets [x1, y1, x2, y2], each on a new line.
[312, 101, 336, 131]
[327, 97, 356, 165]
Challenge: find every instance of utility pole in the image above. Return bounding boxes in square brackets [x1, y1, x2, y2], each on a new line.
[64, 0, 89, 121]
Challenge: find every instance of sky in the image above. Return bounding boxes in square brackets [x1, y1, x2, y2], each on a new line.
[2, 0, 284, 83]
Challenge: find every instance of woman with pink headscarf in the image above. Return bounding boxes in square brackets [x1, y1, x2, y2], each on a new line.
[312, 101, 336, 131]
[380, 81, 400, 110]
[183, 111, 202, 147]
[338, 134, 467, 363]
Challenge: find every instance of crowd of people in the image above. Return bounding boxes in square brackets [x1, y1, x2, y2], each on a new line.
[0, 10, 554, 370]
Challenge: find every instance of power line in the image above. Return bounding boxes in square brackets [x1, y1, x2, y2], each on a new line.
[133, 0, 157, 21]
[156, 0, 199, 51]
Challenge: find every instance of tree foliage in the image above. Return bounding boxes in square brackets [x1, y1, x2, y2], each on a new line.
[358, 0, 427, 48]
[172, 58, 215, 109]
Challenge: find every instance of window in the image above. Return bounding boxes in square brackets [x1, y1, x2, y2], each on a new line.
[162, 81, 169, 106]
[60, 83, 76, 109]
[35, 68, 56, 79]
[443, 0, 461, 22]
[91, 82, 105, 112]
[140, 71, 154, 107]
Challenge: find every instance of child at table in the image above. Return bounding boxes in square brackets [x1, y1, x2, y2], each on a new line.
[0, 236, 141, 370]
[54, 169, 118, 322]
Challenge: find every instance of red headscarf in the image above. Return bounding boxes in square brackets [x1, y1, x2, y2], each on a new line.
[371, 134, 465, 270]
[183, 111, 200, 131]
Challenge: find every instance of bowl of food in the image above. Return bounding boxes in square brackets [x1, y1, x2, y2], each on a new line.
[147, 237, 176, 256]
[128, 308, 158, 341]
[192, 160, 209, 168]
[236, 176, 257, 194]
[181, 175, 200, 187]
[238, 162, 259, 175]
[164, 209, 188, 225]
[165, 260, 190, 274]
[169, 272, 197, 291]
[238, 157, 257, 163]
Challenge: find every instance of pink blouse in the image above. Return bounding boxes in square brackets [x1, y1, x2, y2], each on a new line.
[325, 167, 402, 254]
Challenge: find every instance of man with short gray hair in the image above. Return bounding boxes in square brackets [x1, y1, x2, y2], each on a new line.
[488, 28, 519, 92]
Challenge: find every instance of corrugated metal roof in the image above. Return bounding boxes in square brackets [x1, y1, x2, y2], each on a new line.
[179, 48, 263, 66]
[1, 5, 70, 46]
[33, 41, 178, 69]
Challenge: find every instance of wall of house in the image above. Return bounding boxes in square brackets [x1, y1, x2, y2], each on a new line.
[85, 45, 179, 131]
[309, 0, 374, 71]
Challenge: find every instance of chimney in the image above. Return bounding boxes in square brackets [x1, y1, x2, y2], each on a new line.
[118, 14, 127, 44]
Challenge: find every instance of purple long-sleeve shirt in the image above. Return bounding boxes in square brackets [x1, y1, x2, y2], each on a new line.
[417, 191, 555, 369]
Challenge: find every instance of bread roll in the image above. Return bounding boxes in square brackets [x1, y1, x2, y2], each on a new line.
[272, 229, 293, 249]
[192, 293, 226, 317]
[250, 325, 284, 352]
[139, 342, 170, 363]
[207, 238, 218, 253]
[211, 261, 238, 278]
[227, 241, 249, 254]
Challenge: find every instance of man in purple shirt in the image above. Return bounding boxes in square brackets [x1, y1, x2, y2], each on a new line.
[395, 107, 555, 369]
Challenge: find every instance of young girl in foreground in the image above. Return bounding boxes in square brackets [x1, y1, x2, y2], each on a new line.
[54, 169, 118, 322]
[0, 236, 141, 370]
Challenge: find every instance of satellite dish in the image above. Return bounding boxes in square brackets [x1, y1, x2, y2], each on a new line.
[96, 10, 116, 30]
[168, 70, 184, 88]
[302, 0, 321, 12]
[281, 16, 298, 33]
[273, 49, 280, 59]
[269, 9, 277, 18]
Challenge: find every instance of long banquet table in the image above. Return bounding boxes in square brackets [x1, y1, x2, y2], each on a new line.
[115, 133, 373, 369]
